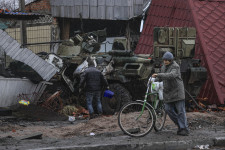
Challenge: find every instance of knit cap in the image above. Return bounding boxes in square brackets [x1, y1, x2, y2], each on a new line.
[162, 51, 174, 60]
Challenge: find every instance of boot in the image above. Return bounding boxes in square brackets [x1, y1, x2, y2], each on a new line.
[89, 113, 95, 119]
[177, 128, 189, 136]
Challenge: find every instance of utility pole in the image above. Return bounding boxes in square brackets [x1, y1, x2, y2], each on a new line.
[19, 0, 27, 47]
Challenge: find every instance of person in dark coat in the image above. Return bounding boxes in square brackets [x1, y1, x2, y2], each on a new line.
[79, 60, 109, 119]
[152, 51, 189, 136]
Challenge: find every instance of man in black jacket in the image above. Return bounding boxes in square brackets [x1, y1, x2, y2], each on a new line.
[79, 60, 109, 119]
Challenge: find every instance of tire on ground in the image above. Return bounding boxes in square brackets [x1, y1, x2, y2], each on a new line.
[102, 83, 132, 115]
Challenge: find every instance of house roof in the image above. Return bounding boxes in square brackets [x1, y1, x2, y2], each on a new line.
[189, 0, 225, 105]
[50, 0, 149, 20]
[0, 9, 44, 20]
[135, 0, 225, 104]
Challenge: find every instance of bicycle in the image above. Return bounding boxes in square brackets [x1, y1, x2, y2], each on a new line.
[118, 77, 167, 137]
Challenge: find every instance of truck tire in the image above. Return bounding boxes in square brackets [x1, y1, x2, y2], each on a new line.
[102, 83, 132, 115]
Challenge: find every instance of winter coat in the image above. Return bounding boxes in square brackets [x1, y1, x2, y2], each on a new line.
[79, 67, 109, 92]
[156, 61, 185, 103]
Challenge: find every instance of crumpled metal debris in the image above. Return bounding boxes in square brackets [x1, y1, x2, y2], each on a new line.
[41, 91, 63, 112]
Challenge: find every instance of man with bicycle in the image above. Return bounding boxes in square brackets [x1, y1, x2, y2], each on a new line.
[152, 51, 189, 136]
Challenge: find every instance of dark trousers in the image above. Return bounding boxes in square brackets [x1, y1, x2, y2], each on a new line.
[164, 100, 188, 129]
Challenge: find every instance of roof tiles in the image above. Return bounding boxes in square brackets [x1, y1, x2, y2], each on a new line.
[135, 0, 225, 104]
[190, 0, 225, 104]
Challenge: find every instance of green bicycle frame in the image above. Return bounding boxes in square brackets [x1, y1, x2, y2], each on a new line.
[136, 82, 159, 120]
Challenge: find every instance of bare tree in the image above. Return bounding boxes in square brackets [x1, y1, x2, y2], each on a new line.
[0, 0, 15, 11]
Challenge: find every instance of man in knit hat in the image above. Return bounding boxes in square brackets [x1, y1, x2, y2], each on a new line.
[152, 51, 189, 136]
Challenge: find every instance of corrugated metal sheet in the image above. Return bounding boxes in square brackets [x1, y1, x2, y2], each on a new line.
[0, 77, 49, 107]
[50, 0, 149, 20]
[135, 0, 225, 104]
[0, 29, 58, 81]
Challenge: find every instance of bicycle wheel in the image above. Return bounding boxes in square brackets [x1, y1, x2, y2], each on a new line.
[118, 101, 155, 137]
[154, 101, 166, 131]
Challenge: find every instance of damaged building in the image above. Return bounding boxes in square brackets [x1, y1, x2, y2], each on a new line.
[50, 0, 151, 51]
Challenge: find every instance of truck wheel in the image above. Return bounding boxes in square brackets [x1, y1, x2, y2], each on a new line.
[102, 83, 132, 115]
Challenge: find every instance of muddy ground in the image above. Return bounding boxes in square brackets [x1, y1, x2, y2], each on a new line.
[0, 104, 225, 149]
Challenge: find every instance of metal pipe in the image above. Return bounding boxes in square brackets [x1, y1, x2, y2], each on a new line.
[22, 41, 63, 46]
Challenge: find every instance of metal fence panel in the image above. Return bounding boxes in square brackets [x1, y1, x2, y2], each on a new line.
[6, 25, 52, 54]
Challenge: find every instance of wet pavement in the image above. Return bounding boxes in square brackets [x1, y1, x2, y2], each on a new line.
[1, 110, 225, 150]
[1, 125, 225, 150]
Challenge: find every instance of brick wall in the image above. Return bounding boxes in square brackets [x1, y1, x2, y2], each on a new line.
[25, 0, 51, 14]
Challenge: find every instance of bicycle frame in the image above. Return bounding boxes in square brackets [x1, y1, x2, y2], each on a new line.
[137, 78, 160, 119]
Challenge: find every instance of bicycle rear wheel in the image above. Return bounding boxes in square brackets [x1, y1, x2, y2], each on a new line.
[154, 101, 166, 131]
[118, 101, 155, 137]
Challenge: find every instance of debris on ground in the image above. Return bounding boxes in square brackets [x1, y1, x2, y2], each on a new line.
[60, 105, 89, 120]
[41, 91, 64, 112]
[11, 104, 67, 121]
[194, 144, 210, 149]
[20, 133, 43, 140]
[0, 101, 224, 141]
[1, 107, 225, 139]
[60, 105, 79, 116]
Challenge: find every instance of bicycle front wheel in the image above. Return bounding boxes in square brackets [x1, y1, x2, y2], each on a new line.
[154, 102, 166, 131]
[118, 101, 155, 137]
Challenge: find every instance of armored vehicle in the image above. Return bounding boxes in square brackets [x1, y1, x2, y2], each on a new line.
[41, 27, 207, 114]
[50, 29, 152, 114]
[1, 26, 207, 114]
